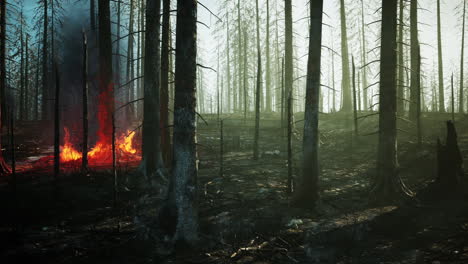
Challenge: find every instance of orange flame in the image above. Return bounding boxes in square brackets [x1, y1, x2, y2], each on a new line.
[59, 128, 140, 166]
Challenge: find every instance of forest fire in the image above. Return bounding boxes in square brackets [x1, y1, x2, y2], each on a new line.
[60, 127, 140, 167]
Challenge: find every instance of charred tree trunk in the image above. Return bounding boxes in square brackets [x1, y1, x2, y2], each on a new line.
[397, 0, 405, 114]
[41, 0, 49, 120]
[339, 0, 352, 112]
[253, 0, 262, 160]
[460, 0, 466, 113]
[436, 121, 463, 191]
[292, 0, 323, 207]
[53, 61, 60, 185]
[409, 0, 420, 121]
[371, 0, 412, 204]
[82, 31, 89, 172]
[0, 0, 6, 126]
[24, 37, 29, 120]
[452, 74, 455, 121]
[0, 0, 10, 174]
[141, 0, 164, 179]
[437, 0, 445, 112]
[90, 0, 96, 31]
[166, 0, 199, 245]
[19, 29, 24, 120]
[98, 0, 114, 144]
[287, 89, 293, 194]
[265, 0, 271, 112]
[34, 45, 40, 120]
[126, 0, 135, 123]
[160, 0, 171, 167]
[285, 0, 293, 118]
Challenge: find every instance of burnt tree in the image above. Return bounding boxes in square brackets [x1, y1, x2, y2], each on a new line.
[141, 0, 164, 178]
[160, 0, 171, 167]
[0, 0, 10, 174]
[371, 0, 412, 204]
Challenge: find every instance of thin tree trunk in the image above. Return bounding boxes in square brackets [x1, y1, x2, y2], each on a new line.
[397, 0, 405, 114]
[19, 27, 24, 120]
[82, 31, 89, 172]
[226, 13, 231, 113]
[237, 0, 243, 113]
[293, 0, 323, 207]
[352, 57, 358, 138]
[265, 0, 271, 112]
[361, 0, 368, 111]
[287, 88, 293, 194]
[53, 61, 60, 186]
[460, 0, 466, 113]
[167, 0, 198, 244]
[285, 0, 293, 118]
[42, 0, 49, 120]
[452, 74, 455, 121]
[253, 0, 262, 160]
[339, 0, 352, 112]
[90, 0, 96, 30]
[160, 0, 171, 167]
[409, 0, 420, 121]
[126, 0, 135, 123]
[34, 45, 40, 120]
[437, 0, 445, 112]
[24, 36, 29, 120]
[0, 0, 11, 174]
[371, 0, 412, 204]
[243, 27, 248, 121]
[219, 120, 223, 177]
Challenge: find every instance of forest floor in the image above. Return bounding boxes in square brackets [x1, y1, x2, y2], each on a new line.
[1, 112, 468, 263]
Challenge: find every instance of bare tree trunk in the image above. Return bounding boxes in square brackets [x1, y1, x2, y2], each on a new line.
[160, 0, 171, 167]
[226, 13, 231, 113]
[265, 0, 272, 112]
[53, 61, 60, 186]
[437, 0, 445, 112]
[361, 0, 368, 111]
[293, 0, 323, 207]
[397, 0, 405, 114]
[352, 57, 358, 138]
[0, 0, 11, 174]
[460, 0, 466, 113]
[24, 36, 29, 120]
[237, 0, 243, 113]
[167, 0, 198, 245]
[371, 0, 412, 204]
[339, 0, 352, 112]
[409, 0, 420, 121]
[452, 74, 455, 121]
[285, 0, 293, 118]
[126, 0, 135, 123]
[19, 28, 24, 120]
[243, 27, 248, 121]
[41, 0, 49, 120]
[287, 89, 293, 194]
[34, 45, 40, 120]
[82, 31, 89, 172]
[253, 0, 262, 160]
[219, 120, 223, 178]
[98, 0, 114, 144]
[141, 0, 164, 179]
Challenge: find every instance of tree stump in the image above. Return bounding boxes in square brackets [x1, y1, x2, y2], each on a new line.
[436, 121, 464, 190]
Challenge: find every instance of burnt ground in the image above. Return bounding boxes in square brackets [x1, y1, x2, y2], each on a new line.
[1, 112, 468, 263]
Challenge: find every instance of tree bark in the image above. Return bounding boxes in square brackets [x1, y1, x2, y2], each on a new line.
[265, 0, 271, 112]
[98, 0, 114, 144]
[161, 0, 171, 167]
[141, 0, 164, 179]
[339, 0, 352, 112]
[285, 0, 293, 118]
[253, 0, 262, 160]
[0, 0, 11, 175]
[82, 31, 89, 172]
[41, 0, 49, 120]
[361, 0, 369, 111]
[397, 0, 405, 114]
[167, 0, 199, 245]
[460, 0, 466, 113]
[126, 0, 135, 123]
[409, 0, 420, 121]
[371, 0, 412, 204]
[437, 0, 445, 112]
[293, 0, 323, 207]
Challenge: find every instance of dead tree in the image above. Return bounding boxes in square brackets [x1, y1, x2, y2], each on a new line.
[436, 121, 463, 190]
[253, 0, 262, 160]
[41, 0, 49, 120]
[82, 31, 89, 172]
[287, 89, 293, 194]
[371, 0, 412, 204]
[451, 74, 455, 121]
[292, 0, 323, 207]
[219, 120, 224, 178]
[141, 0, 164, 179]
[160, 0, 171, 167]
[54, 61, 60, 185]
[0, 0, 10, 175]
[352, 57, 358, 138]
[166, 0, 199, 245]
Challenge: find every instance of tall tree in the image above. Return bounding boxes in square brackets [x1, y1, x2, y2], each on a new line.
[41, 0, 49, 120]
[126, 0, 135, 122]
[226, 13, 231, 113]
[265, 0, 272, 112]
[371, 0, 412, 204]
[437, 0, 445, 112]
[293, 0, 323, 207]
[237, 0, 243, 113]
[460, 0, 466, 113]
[253, 0, 262, 160]
[397, 0, 405, 114]
[142, 0, 164, 178]
[284, 0, 293, 120]
[339, 0, 352, 112]
[160, 0, 171, 166]
[167, 0, 199, 244]
[409, 0, 420, 121]
[0, 0, 10, 174]
[98, 0, 114, 143]
[361, 0, 368, 111]
[90, 0, 96, 30]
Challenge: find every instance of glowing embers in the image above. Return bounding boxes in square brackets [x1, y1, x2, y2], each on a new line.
[59, 128, 140, 167]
